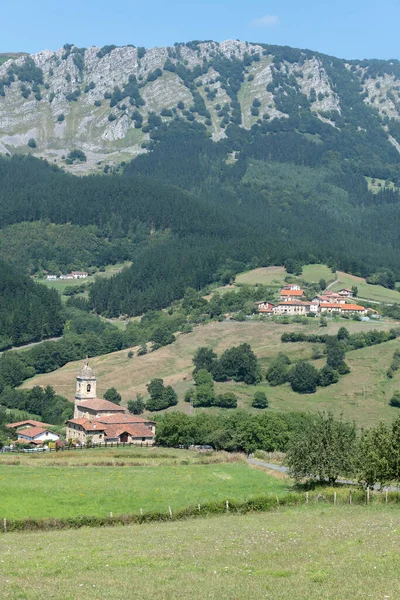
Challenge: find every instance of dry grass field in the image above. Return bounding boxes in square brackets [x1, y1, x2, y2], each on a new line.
[1, 505, 400, 599]
[21, 318, 400, 426]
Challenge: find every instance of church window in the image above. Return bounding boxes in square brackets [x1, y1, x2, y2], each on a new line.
[87, 384, 91, 392]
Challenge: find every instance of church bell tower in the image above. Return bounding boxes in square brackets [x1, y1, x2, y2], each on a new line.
[74, 357, 97, 417]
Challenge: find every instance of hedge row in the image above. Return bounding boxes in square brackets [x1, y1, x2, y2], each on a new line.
[3, 490, 400, 533]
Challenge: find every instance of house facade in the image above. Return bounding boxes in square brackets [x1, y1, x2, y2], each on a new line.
[17, 427, 59, 445]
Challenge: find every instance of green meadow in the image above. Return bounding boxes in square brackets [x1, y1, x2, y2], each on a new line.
[0, 459, 288, 520]
[1, 506, 400, 600]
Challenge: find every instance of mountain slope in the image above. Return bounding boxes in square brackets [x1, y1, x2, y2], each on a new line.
[1, 40, 400, 173]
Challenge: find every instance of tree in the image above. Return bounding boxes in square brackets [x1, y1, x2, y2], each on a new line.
[127, 394, 145, 415]
[192, 369, 215, 407]
[193, 347, 217, 373]
[326, 339, 350, 374]
[266, 353, 291, 386]
[356, 422, 392, 488]
[27, 138, 37, 148]
[351, 286, 358, 297]
[289, 361, 319, 394]
[57, 113, 65, 122]
[103, 387, 122, 405]
[252, 391, 268, 409]
[318, 278, 326, 291]
[389, 391, 400, 408]
[319, 365, 339, 387]
[146, 378, 178, 411]
[287, 412, 356, 484]
[215, 343, 261, 385]
[337, 327, 349, 340]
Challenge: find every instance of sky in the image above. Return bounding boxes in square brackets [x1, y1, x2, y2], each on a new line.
[1, 0, 399, 60]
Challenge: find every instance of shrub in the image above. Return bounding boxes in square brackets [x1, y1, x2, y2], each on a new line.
[67, 149, 86, 163]
[57, 113, 65, 122]
[252, 391, 268, 409]
[390, 392, 400, 408]
[27, 138, 37, 149]
[214, 392, 238, 409]
[289, 361, 319, 394]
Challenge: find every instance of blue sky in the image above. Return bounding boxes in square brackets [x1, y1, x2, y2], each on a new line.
[2, 0, 399, 60]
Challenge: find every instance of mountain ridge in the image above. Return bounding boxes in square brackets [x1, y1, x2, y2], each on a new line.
[2, 40, 400, 172]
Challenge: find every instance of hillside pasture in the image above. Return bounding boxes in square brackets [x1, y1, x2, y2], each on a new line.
[21, 318, 398, 426]
[236, 266, 286, 286]
[331, 271, 400, 304]
[1, 506, 400, 600]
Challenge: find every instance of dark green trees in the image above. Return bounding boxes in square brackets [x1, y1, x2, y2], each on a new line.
[103, 387, 122, 405]
[146, 378, 178, 411]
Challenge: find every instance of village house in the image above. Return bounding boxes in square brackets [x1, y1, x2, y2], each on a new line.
[338, 288, 354, 298]
[16, 427, 59, 445]
[7, 419, 54, 432]
[282, 284, 301, 291]
[65, 360, 155, 445]
[71, 271, 89, 279]
[255, 301, 274, 313]
[280, 288, 305, 301]
[46, 275, 57, 280]
[312, 293, 346, 304]
[273, 301, 311, 316]
[320, 303, 367, 315]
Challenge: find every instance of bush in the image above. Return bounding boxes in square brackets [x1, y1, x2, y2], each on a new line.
[27, 138, 37, 149]
[127, 394, 145, 414]
[252, 391, 268, 409]
[289, 361, 319, 394]
[390, 392, 400, 408]
[57, 114, 65, 122]
[67, 149, 86, 163]
[214, 392, 238, 409]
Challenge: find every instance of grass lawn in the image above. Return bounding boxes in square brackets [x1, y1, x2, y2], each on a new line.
[0, 460, 288, 520]
[236, 266, 286, 286]
[332, 271, 400, 304]
[300, 263, 335, 284]
[1, 505, 400, 599]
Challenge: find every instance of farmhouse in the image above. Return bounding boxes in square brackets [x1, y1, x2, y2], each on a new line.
[273, 301, 311, 316]
[280, 289, 305, 301]
[71, 271, 88, 279]
[17, 427, 59, 445]
[282, 284, 301, 291]
[7, 419, 54, 431]
[338, 288, 354, 298]
[256, 301, 274, 313]
[65, 359, 155, 445]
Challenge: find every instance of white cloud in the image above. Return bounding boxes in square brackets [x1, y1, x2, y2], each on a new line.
[252, 14, 279, 27]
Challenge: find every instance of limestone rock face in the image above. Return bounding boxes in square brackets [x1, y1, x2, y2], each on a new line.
[0, 41, 398, 172]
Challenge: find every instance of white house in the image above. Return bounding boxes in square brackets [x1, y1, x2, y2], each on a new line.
[338, 288, 354, 298]
[17, 427, 59, 445]
[71, 271, 89, 279]
[273, 301, 311, 316]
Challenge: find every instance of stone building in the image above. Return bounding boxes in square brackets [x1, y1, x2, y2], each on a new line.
[66, 359, 155, 445]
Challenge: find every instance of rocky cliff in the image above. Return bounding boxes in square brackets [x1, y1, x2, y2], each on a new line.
[1, 40, 400, 172]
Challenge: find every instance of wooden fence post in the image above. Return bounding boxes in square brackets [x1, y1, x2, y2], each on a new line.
[168, 506, 173, 519]
[306, 491, 309, 504]
[385, 489, 388, 504]
[349, 490, 352, 505]
[110, 512, 113, 518]
[334, 492, 337, 505]
[198, 504, 201, 512]
[367, 487, 370, 505]
[3, 518, 6, 533]
[226, 500, 229, 512]
[140, 508, 143, 516]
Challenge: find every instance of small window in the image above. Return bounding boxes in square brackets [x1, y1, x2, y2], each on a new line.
[87, 384, 91, 392]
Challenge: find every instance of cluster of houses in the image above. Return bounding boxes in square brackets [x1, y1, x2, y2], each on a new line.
[257, 284, 372, 317]
[46, 271, 88, 281]
[7, 360, 156, 449]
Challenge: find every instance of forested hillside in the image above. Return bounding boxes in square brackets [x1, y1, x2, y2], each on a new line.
[2, 41, 400, 317]
[0, 260, 64, 349]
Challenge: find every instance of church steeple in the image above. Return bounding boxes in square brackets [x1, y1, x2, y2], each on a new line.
[74, 357, 97, 417]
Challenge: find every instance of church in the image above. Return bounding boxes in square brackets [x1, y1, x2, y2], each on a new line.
[65, 359, 155, 445]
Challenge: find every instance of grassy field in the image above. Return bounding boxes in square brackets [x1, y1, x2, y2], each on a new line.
[0, 457, 288, 520]
[236, 266, 286, 286]
[1, 505, 400, 599]
[331, 271, 400, 304]
[21, 318, 399, 426]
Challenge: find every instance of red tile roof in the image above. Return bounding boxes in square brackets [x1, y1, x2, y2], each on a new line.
[341, 304, 366, 311]
[280, 289, 304, 296]
[103, 423, 154, 439]
[7, 419, 53, 429]
[277, 301, 311, 306]
[66, 418, 106, 432]
[17, 427, 51, 438]
[320, 303, 343, 308]
[95, 414, 155, 425]
[76, 398, 126, 412]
